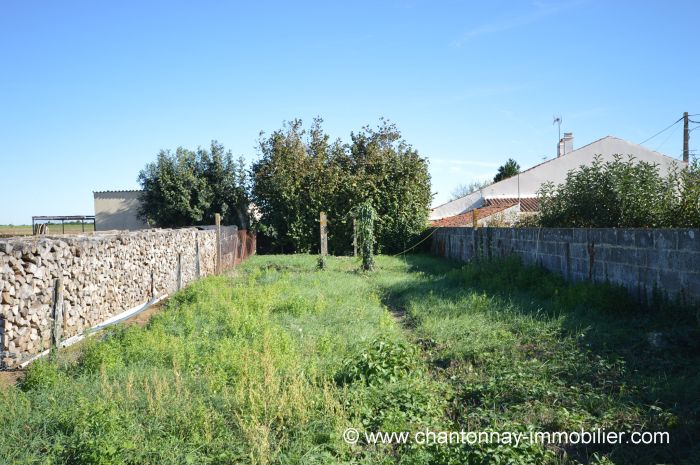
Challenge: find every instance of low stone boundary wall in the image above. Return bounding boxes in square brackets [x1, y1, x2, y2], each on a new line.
[431, 227, 700, 304]
[0, 226, 254, 368]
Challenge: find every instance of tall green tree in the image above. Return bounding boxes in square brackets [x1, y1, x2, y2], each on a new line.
[138, 141, 249, 228]
[348, 120, 432, 254]
[251, 119, 322, 253]
[251, 118, 432, 254]
[493, 158, 520, 183]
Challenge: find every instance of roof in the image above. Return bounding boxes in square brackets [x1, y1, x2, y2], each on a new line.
[485, 197, 539, 212]
[32, 215, 95, 221]
[429, 201, 516, 227]
[430, 135, 685, 221]
[93, 190, 143, 194]
[429, 197, 539, 227]
[512, 135, 682, 178]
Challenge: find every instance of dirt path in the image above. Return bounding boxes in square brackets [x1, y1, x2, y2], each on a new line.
[123, 301, 164, 327]
[0, 370, 22, 389]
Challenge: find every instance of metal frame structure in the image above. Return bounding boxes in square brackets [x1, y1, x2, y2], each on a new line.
[31, 215, 96, 234]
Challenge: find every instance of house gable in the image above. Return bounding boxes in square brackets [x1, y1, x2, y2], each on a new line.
[430, 136, 685, 220]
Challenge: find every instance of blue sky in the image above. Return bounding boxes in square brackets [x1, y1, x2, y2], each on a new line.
[1, 0, 698, 224]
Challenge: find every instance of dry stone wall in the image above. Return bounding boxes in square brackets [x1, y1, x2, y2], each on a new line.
[432, 227, 700, 304]
[0, 227, 238, 368]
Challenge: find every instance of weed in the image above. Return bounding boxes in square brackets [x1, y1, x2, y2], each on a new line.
[0, 254, 697, 464]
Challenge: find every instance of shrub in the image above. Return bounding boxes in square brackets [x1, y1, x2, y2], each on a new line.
[336, 337, 421, 386]
[19, 359, 63, 391]
[538, 155, 700, 227]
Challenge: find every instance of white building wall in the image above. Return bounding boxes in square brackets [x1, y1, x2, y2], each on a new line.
[94, 190, 149, 231]
[431, 136, 685, 220]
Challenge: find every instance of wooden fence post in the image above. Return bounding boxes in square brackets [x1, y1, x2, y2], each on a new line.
[195, 238, 201, 279]
[472, 209, 478, 229]
[320, 212, 328, 256]
[176, 253, 182, 290]
[51, 278, 64, 350]
[232, 233, 239, 267]
[353, 219, 357, 257]
[215, 213, 222, 274]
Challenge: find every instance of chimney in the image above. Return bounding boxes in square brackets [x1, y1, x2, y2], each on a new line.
[557, 132, 574, 157]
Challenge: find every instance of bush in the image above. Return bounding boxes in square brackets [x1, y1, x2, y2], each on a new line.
[538, 155, 700, 227]
[336, 337, 421, 386]
[19, 359, 63, 391]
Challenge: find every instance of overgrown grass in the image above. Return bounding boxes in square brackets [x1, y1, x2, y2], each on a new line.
[376, 255, 700, 465]
[0, 254, 697, 464]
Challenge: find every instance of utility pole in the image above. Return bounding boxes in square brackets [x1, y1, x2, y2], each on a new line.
[683, 111, 689, 163]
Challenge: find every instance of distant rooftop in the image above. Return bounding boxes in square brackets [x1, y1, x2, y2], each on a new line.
[93, 189, 143, 194]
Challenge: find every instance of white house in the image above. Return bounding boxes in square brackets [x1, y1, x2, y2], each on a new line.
[430, 134, 686, 227]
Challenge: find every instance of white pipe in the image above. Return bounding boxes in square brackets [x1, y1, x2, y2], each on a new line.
[17, 293, 169, 369]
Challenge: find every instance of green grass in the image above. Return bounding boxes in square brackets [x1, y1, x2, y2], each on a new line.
[0, 223, 95, 236]
[375, 255, 700, 465]
[0, 254, 697, 464]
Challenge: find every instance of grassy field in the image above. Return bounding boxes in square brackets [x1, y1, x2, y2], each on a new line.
[0, 254, 697, 464]
[0, 223, 95, 237]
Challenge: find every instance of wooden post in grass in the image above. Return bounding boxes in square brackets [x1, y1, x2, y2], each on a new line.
[353, 219, 357, 257]
[150, 270, 155, 300]
[176, 253, 182, 290]
[215, 213, 222, 274]
[232, 233, 239, 267]
[51, 278, 64, 350]
[320, 212, 328, 256]
[195, 238, 201, 279]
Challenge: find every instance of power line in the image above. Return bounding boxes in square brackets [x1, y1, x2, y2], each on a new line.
[655, 123, 682, 152]
[639, 115, 684, 145]
[391, 227, 440, 256]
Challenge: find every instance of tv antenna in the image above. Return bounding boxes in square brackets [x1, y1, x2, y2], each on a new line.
[553, 115, 562, 143]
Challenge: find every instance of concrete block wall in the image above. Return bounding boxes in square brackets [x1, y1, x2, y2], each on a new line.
[432, 227, 700, 304]
[0, 226, 248, 368]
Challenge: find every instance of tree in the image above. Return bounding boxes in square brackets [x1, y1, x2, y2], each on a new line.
[251, 118, 432, 254]
[201, 142, 250, 228]
[347, 119, 433, 254]
[449, 180, 489, 201]
[251, 119, 338, 253]
[138, 141, 249, 228]
[493, 158, 520, 183]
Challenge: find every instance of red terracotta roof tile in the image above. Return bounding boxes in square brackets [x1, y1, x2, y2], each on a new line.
[429, 202, 516, 227]
[485, 197, 539, 212]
